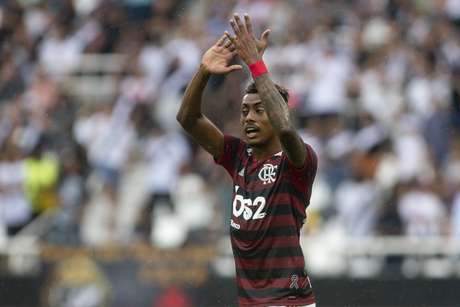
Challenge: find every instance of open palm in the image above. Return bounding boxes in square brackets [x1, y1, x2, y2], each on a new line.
[202, 35, 242, 74]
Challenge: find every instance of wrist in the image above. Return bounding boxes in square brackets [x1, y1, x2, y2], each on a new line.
[246, 56, 262, 65]
[249, 60, 268, 79]
[199, 63, 211, 75]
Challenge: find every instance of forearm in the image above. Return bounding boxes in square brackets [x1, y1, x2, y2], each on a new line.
[254, 74, 292, 133]
[254, 74, 307, 166]
[176, 65, 210, 128]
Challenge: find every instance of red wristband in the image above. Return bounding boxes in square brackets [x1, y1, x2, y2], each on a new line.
[249, 60, 268, 78]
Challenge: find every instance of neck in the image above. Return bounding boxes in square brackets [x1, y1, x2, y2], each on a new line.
[250, 138, 282, 160]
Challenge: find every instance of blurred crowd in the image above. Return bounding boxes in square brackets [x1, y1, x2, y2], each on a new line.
[1, 0, 460, 253]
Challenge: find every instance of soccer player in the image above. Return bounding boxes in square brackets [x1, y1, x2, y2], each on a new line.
[177, 13, 317, 307]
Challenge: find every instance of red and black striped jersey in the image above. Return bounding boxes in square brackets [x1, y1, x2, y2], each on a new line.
[215, 135, 317, 307]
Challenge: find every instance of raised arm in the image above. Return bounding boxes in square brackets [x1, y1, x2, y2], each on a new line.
[226, 14, 307, 168]
[176, 35, 242, 158]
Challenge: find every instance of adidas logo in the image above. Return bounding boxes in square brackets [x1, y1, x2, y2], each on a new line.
[238, 167, 245, 177]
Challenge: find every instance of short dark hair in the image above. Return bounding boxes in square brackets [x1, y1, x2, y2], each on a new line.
[245, 82, 289, 104]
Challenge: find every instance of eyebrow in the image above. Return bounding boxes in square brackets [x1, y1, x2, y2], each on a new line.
[242, 101, 263, 108]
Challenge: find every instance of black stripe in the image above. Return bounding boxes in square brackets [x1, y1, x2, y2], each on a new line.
[267, 202, 306, 220]
[236, 267, 306, 280]
[231, 225, 298, 241]
[277, 179, 308, 201]
[238, 286, 313, 299]
[269, 203, 293, 215]
[233, 246, 304, 259]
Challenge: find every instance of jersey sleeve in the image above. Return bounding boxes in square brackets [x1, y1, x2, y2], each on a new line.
[286, 143, 318, 192]
[214, 135, 245, 178]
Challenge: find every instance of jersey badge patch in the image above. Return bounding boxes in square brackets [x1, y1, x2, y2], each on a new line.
[258, 163, 278, 185]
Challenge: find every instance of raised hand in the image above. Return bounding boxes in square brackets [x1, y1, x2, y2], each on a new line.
[201, 34, 242, 74]
[242, 14, 271, 58]
[226, 14, 268, 65]
[254, 29, 271, 58]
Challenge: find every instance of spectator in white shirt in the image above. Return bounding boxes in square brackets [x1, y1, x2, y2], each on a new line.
[0, 140, 32, 236]
[137, 126, 191, 243]
[74, 98, 136, 236]
[398, 179, 448, 237]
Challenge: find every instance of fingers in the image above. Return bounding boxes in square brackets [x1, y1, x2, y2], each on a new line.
[230, 19, 240, 36]
[225, 64, 243, 73]
[223, 37, 236, 52]
[244, 14, 253, 36]
[224, 31, 237, 45]
[223, 38, 233, 48]
[222, 32, 237, 52]
[216, 34, 226, 47]
[233, 14, 247, 35]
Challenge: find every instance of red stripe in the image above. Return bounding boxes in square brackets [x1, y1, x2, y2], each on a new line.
[235, 256, 305, 270]
[282, 171, 309, 196]
[269, 193, 306, 214]
[232, 215, 296, 231]
[231, 235, 299, 249]
[237, 274, 311, 289]
[266, 215, 297, 227]
[268, 192, 292, 203]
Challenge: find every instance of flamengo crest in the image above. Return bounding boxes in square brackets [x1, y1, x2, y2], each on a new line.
[258, 163, 278, 185]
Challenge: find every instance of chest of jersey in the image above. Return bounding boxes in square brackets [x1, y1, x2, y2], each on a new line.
[230, 154, 285, 229]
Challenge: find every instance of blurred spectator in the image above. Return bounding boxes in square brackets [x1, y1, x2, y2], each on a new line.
[0, 139, 32, 236]
[74, 97, 136, 237]
[0, 52, 25, 102]
[137, 127, 191, 243]
[308, 44, 354, 114]
[48, 145, 89, 244]
[38, 21, 85, 77]
[398, 179, 448, 237]
[450, 65, 460, 132]
[335, 151, 383, 237]
[392, 115, 434, 182]
[174, 170, 218, 243]
[24, 136, 59, 216]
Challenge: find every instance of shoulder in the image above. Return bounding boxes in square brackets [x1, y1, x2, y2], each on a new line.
[282, 142, 317, 179]
[222, 135, 247, 155]
[214, 135, 247, 170]
[223, 135, 245, 146]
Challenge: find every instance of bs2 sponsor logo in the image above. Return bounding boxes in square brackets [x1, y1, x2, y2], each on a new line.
[232, 186, 267, 221]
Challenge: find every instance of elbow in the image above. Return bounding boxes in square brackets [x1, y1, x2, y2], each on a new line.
[176, 112, 184, 125]
[176, 114, 190, 129]
[176, 112, 200, 130]
[278, 126, 296, 138]
[176, 109, 188, 125]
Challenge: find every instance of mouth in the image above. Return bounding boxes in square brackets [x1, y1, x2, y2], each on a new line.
[245, 125, 260, 138]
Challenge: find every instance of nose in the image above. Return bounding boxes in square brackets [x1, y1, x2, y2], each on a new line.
[244, 109, 257, 123]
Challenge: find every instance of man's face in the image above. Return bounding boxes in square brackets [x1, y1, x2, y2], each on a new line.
[240, 93, 275, 146]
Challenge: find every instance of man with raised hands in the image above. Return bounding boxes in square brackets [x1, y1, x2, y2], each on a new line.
[177, 13, 317, 307]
